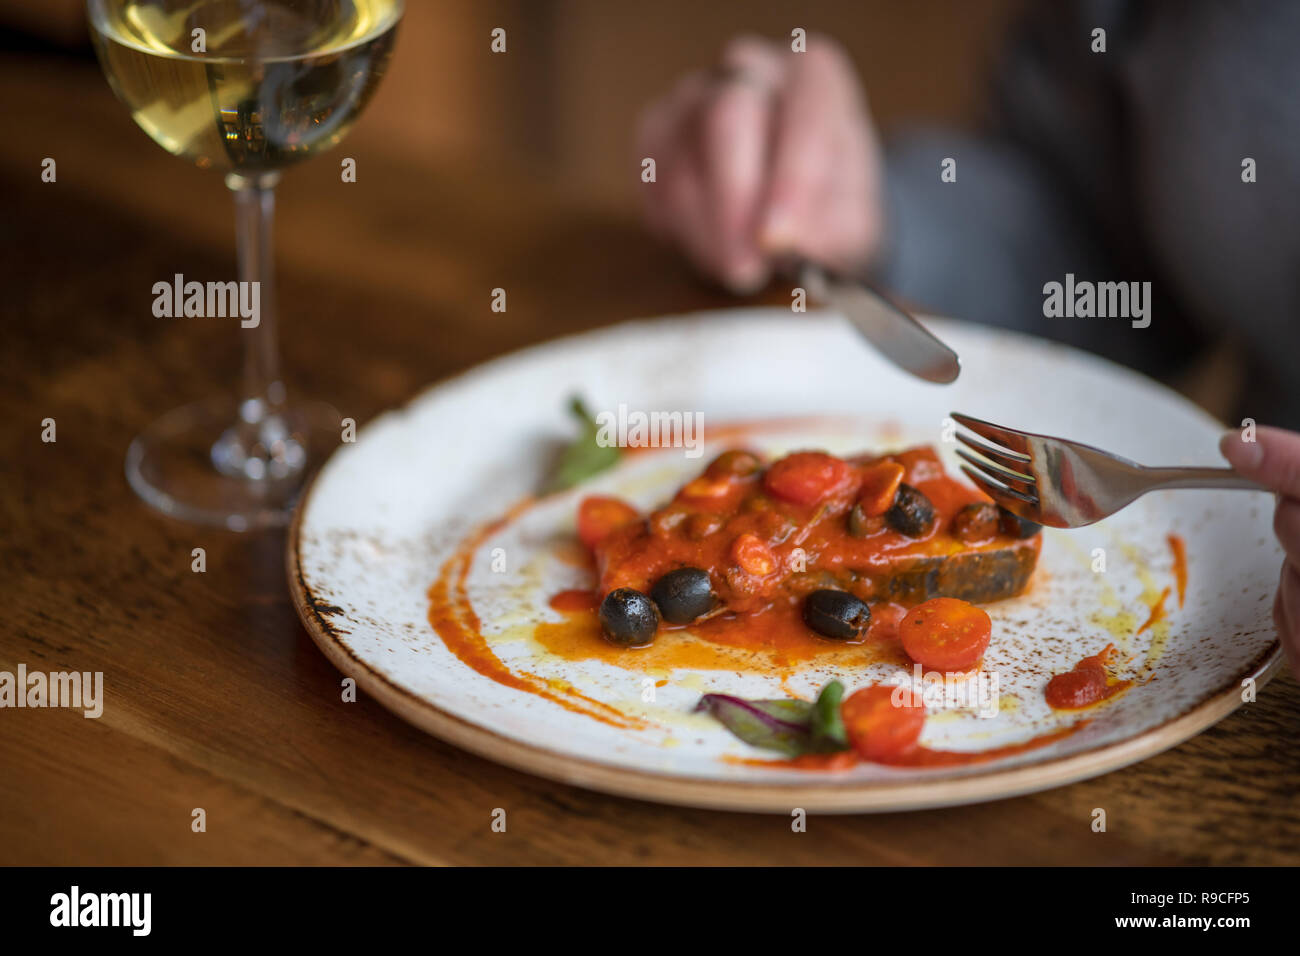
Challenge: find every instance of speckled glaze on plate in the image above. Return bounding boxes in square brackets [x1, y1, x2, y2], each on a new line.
[288, 309, 1282, 812]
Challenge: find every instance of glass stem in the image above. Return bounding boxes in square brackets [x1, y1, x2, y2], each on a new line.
[212, 170, 303, 482]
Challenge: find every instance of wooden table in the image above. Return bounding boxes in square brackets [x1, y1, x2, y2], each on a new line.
[3, 53, 1298, 866]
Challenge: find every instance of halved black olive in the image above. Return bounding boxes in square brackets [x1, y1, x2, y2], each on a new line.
[885, 483, 936, 538]
[802, 589, 872, 641]
[650, 567, 716, 624]
[998, 504, 1042, 539]
[598, 588, 660, 646]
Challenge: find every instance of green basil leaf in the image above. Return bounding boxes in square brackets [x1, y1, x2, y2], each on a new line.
[696, 680, 853, 757]
[694, 694, 814, 757]
[810, 680, 849, 751]
[546, 396, 621, 492]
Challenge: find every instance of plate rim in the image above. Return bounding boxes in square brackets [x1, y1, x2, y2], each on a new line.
[286, 310, 1285, 813]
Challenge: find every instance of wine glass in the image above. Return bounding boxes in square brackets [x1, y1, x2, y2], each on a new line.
[86, 0, 403, 530]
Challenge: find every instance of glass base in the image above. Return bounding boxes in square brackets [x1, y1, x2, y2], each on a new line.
[124, 395, 342, 531]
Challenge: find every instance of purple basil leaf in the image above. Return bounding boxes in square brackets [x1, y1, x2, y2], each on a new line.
[695, 693, 815, 757]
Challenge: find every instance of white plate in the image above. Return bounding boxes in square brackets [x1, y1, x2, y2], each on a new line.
[289, 309, 1281, 812]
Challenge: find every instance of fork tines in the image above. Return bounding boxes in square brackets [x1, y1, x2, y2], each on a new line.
[950, 412, 1039, 506]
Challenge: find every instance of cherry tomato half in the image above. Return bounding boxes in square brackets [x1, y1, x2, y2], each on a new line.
[576, 496, 640, 551]
[763, 451, 851, 506]
[841, 684, 926, 762]
[898, 597, 992, 672]
[730, 532, 777, 576]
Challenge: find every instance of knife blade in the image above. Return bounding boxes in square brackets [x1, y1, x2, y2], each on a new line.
[801, 262, 961, 384]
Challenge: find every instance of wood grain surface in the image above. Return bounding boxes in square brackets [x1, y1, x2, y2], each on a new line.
[2, 53, 1298, 866]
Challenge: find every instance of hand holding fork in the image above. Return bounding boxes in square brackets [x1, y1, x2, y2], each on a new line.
[951, 412, 1300, 680]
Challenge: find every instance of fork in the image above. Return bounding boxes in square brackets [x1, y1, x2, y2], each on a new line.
[950, 412, 1267, 529]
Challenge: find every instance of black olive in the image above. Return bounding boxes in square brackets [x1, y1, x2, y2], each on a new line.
[885, 483, 936, 538]
[950, 502, 1000, 542]
[650, 567, 716, 624]
[598, 588, 660, 646]
[848, 502, 885, 538]
[706, 449, 762, 478]
[802, 589, 872, 641]
[998, 504, 1042, 539]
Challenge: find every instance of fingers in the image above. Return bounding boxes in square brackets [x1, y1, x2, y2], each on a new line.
[638, 73, 726, 280]
[1222, 426, 1300, 679]
[1219, 425, 1300, 498]
[1279, 562, 1300, 681]
[699, 80, 775, 290]
[700, 36, 787, 288]
[1274, 496, 1300, 568]
[637, 56, 778, 291]
[720, 33, 786, 88]
[1273, 564, 1286, 636]
[636, 70, 709, 242]
[637, 32, 882, 289]
[759, 35, 883, 271]
[1272, 496, 1300, 680]
[760, 39, 851, 250]
[794, 130, 882, 273]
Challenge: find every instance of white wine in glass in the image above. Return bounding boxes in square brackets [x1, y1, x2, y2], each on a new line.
[87, 0, 403, 529]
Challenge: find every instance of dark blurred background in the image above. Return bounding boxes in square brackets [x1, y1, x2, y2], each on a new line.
[0, 0, 1021, 202]
[0, 0, 1255, 425]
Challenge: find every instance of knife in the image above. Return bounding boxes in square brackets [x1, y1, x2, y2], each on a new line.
[800, 262, 961, 384]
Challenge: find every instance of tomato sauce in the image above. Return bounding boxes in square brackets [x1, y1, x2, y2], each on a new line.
[427, 500, 647, 731]
[1136, 587, 1170, 635]
[538, 596, 912, 672]
[1168, 534, 1187, 607]
[725, 723, 1088, 770]
[594, 445, 1039, 614]
[1044, 644, 1133, 710]
[548, 589, 598, 613]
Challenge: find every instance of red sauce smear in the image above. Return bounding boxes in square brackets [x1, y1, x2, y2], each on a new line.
[1044, 644, 1133, 710]
[1167, 534, 1187, 607]
[549, 589, 598, 613]
[427, 500, 646, 731]
[1136, 587, 1170, 635]
[726, 723, 1087, 771]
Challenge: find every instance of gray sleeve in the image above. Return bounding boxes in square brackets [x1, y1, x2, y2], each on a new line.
[875, 129, 1114, 337]
[870, 1, 1199, 376]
